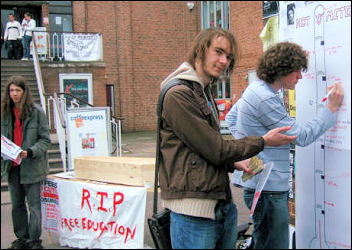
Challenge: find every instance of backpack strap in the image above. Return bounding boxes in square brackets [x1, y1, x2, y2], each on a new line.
[153, 79, 193, 215]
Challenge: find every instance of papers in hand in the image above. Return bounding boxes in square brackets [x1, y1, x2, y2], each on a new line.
[1, 135, 22, 165]
[242, 156, 264, 182]
[249, 161, 273, 220]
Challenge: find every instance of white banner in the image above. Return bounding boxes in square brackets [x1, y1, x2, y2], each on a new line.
[63, 33, 102, 61]
[42, 177, 147, 249]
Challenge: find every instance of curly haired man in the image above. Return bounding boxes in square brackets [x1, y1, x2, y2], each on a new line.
[226, 42, 344, 249]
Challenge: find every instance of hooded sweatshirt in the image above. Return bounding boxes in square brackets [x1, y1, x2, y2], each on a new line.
[159, 62, 264, 219]
[160, 62, 219, 219]
[161, 62, 220, 126]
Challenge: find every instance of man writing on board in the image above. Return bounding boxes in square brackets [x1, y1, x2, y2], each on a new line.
[158, 28, 298, 249]
[226, 42, 344, 249]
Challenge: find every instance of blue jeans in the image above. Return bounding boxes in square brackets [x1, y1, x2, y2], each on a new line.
[170, 201, 238, 249]
[22, 35, 32, 59]
[243, 189, 289, 249]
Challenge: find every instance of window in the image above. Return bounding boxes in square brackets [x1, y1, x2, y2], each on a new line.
[49, 1, 73, 60]
[201, 1, 231, 100]
[201, 1, 229, 30]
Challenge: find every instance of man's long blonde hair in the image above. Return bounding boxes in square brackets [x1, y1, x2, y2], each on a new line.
[186, 28, 241, 79]
[1, 75, 34, 119]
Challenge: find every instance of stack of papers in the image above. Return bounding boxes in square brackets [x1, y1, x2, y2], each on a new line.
[1, 135, 22, 165]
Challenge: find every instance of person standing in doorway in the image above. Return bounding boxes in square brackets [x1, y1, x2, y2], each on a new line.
[21, 13, 36, 60]
[158, 28, 297, 249]
[4, 14, 22, 60]
[1, 75, 51, 249]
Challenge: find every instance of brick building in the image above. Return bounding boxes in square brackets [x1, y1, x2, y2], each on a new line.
[1, 1, 264, 132]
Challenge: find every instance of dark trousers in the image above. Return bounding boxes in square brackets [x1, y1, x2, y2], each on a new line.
[6, 40, 22, 60]
[8, 166, 42, 242]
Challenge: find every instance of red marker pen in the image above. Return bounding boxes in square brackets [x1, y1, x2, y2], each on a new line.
[322, 88, 334, 102]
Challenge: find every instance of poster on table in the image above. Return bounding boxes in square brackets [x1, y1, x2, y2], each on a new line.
[63, 33, 102, 61]
[30, 27, 48, 56]
[279, 1, 351, 249]
[41, 179, 61, 233]
[41, 177, 147, 249]
[66, 107, 111, 170]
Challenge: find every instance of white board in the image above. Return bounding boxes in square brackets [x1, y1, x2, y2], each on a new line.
[279, 1, 351, 249]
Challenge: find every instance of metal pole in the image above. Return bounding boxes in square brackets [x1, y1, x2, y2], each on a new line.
[47, 96, 53, 128]
[118, 120, 122, 157]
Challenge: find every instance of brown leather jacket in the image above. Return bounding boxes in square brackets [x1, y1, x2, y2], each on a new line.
[159, 79, 264, 201]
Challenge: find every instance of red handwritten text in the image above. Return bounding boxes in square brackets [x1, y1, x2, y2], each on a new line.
[81, 189, 124, 216]
[326, 5, 351, 22]
[61, 217, 137, 243]
[296, 16, 310, 28]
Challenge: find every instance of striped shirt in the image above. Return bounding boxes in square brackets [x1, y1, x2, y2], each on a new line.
[225, 79, 336, 191]
[4, 21, 21, 40]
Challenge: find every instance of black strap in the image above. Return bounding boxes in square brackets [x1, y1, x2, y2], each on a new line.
[152, 79, 193, 216]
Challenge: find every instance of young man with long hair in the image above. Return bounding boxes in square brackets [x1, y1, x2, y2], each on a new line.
[1, 75, 51, 249]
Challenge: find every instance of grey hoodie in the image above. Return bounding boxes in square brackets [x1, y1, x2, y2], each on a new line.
[160, 62, 220, 125]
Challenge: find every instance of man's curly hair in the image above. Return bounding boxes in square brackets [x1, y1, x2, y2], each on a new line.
[256, 42, 308, 84]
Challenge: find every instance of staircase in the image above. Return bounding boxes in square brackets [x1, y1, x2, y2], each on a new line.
[1, 59, 64, 187]
[1, 59, 40, 103]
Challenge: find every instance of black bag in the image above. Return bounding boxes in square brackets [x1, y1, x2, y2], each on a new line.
[148, 208, 171, 249]
[148, 79, 192, 249]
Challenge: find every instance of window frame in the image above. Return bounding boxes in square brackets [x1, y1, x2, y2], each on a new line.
[201, 1, 231, 100]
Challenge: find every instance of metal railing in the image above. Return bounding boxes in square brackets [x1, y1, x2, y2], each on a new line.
[46, 92, 124, 166]
[32, 30, 103, 62]
[50, 93, 68, 172]
[31, 32, 47, 113]
[31, 30, 120, 173]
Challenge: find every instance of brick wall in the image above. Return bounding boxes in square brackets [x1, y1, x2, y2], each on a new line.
[70, 1, 264, 131]
[70, 2, 264, 132]
[72, 1, 201, 131]
[229, 1, 264, 103]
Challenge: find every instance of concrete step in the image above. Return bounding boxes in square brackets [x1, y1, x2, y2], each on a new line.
[1, 67, 34, 72]
[1, 73, 36, 81]
[0, 59, 33, 66]
[49, 157, 63, 164]
[48, 149, 61, 159]
[48, 134, 64, 172]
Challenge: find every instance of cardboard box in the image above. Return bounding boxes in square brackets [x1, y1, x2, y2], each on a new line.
[74, 156, 155, 187]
